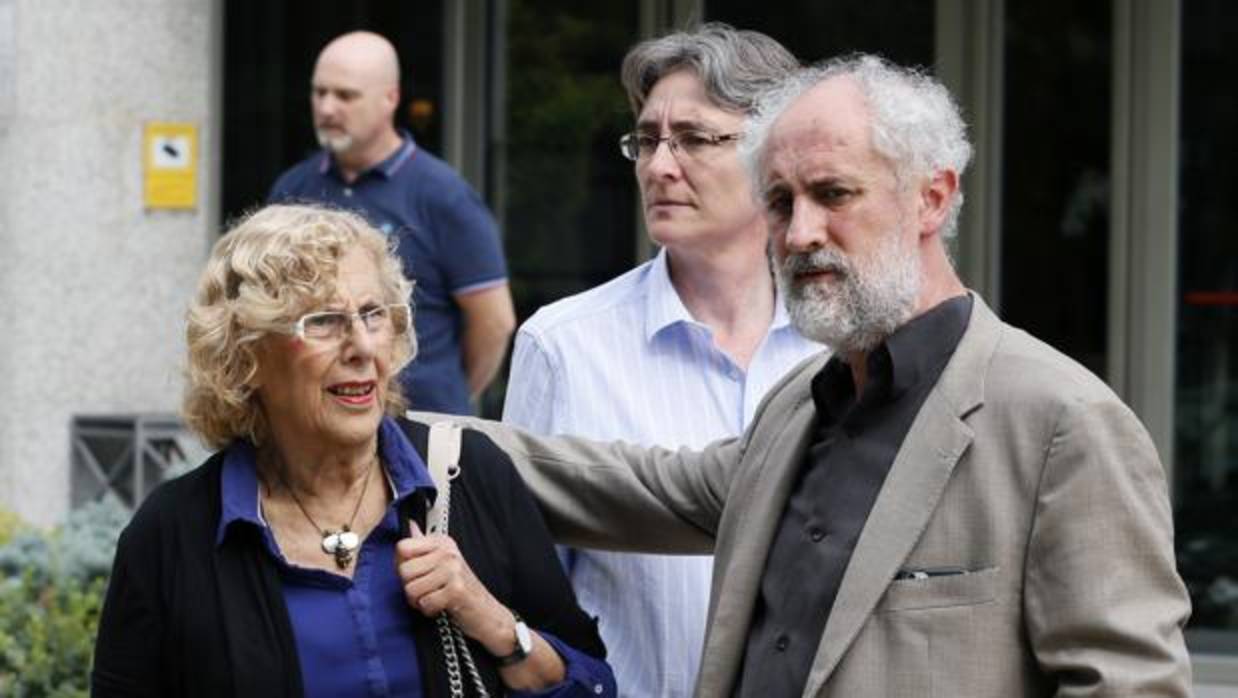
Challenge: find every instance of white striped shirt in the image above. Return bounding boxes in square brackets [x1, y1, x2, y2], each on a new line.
[502, 249, 823, 698]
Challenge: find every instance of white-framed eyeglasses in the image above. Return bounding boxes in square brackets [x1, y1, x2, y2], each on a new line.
[287, 303, 412, 343]
[618, 130, 742, 163]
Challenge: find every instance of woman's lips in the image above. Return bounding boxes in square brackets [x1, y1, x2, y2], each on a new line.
[327, 381, 376, 406]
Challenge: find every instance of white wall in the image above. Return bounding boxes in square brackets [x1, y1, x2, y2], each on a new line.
[0, 0, 215, 526]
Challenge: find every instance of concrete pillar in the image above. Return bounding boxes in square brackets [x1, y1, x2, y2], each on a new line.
[0, 0, 217, 526]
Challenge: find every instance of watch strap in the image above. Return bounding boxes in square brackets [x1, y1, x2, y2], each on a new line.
[494, 615, 533, 667]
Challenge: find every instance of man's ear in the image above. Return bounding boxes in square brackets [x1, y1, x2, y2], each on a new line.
[917, 169, 959, 239]
[385, 85, 401, 114]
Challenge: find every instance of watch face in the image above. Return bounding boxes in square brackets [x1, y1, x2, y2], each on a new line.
[515, 620, 533, 654]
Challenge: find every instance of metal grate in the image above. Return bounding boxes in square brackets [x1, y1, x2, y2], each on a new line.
[70, 414, 205, 509]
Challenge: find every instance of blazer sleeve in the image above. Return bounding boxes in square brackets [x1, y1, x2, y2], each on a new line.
[1022, 395, 1192, 695]
[415, 412, 740, 554]
[458, 430, 616, 697]
[461, 429, 607, 658]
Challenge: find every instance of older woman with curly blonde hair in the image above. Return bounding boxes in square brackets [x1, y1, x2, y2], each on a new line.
[92, 205, 613, 698]
[183, 204, 417, 448]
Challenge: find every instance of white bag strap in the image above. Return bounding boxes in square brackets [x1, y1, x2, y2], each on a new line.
[426, 421, 463, 535]
[423, 421, 491, 698]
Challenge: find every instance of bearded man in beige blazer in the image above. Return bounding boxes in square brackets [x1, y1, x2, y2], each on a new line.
[417, 54, 1191, 696]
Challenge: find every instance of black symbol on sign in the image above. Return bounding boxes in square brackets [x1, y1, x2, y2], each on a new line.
[162, 142, 180, 158]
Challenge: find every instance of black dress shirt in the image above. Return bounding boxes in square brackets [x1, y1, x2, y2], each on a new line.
[735, 294, 972, 697]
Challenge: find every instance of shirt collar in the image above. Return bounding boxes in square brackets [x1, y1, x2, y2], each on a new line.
[216, 415, 437, 546]
[642, 248, 794, 343]
[811, 293, 973, 418]
[643, 248, 699, 343]
[884, 294, 972, 399]
[317, 131, 418, 180]
[770, 281, 796, 333]
[217, 440, 265, 544]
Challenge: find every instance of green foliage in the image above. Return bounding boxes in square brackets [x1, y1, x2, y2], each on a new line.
[0, 509, 23, 547]
[0, 499, 130, 698]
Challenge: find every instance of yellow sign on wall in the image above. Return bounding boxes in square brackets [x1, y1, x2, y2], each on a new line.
[143, 122, 198, 209]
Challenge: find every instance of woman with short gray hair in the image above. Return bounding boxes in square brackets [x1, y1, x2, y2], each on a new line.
[620, 22, 799, 115]
[503, 23, 822, 698]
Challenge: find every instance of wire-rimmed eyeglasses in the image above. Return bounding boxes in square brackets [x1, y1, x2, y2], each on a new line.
[286, 303, 412, 343]
[618, 130, 742, 163]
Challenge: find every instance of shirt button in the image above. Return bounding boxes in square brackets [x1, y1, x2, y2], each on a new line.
[593, 684, 605, 694]
[775, 634, 790, 651]
[343, 187, 353, 197]
[809, 527, 825, 542]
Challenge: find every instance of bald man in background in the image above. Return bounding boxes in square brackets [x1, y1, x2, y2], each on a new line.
[270, 31, 515, 415]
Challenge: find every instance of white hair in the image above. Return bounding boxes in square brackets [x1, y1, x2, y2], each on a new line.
[741, 54, 973, 238]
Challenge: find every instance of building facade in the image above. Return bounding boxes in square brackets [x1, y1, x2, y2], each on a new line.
[0, 0, 219, 526]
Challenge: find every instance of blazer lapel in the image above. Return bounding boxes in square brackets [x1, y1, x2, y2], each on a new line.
[801, 294, 1000, 697]
[697, 387, 820, 697]
[801, 393, 973, 696]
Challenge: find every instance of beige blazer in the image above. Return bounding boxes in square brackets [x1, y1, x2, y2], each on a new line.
[423, 295, 1192, 696]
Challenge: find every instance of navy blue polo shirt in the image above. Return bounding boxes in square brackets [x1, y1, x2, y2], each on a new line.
[269, 134, 508, 414]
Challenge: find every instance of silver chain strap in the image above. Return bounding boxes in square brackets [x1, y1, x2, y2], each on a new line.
[437, 613, 467, 697]
[432, 462, 491, 698]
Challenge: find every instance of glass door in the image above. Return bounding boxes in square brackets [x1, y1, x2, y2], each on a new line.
[483, 2, 641, 415]
[1174, 0, 1238, 655]
[706, 0, 933, 66]
[999, 0, 1112, 376]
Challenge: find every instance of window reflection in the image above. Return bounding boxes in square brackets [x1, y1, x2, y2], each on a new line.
[500, 1, 639, 306]
[707, 0, 932, 66]
[1175, 0, 1238, 650]
[486, 2, 639, 416]
[1000, 0, 1111, 377]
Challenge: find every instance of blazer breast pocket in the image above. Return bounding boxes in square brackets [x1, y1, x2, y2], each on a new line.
[877, 565, 999, 612]
[842, 566, 1007, 697]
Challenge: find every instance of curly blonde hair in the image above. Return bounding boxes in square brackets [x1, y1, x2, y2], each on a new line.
[183, 204, 416, 449]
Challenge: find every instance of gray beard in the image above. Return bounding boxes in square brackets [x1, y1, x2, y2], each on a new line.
[776, 230, 921, 355]
[315, 130, 354, 153]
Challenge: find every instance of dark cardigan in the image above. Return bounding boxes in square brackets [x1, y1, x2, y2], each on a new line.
[91, 418, 606, 697]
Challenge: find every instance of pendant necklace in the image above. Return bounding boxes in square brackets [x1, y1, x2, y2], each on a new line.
[275, 456, 378, 570]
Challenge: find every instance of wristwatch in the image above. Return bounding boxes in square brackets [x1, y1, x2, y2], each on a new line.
[495, 614, 534, 667]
